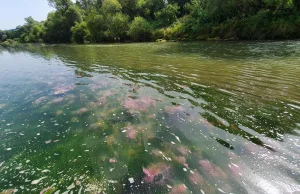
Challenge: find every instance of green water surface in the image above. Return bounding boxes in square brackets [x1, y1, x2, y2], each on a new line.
[0, 42, 300, 194]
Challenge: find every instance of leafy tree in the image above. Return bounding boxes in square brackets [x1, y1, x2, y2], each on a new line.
[44, 5, 82, 43]
[155, 3, 180, 26]
[118, 0, 138, 18]
[44, 12, 68, 43]
[9, 17, 44, 43]
[65, 6, 83, 27]
[294, 0, 300, 10]
[136, 0, 166, 19]
[128, 16, 153, 41]
[109, 12, 130, 39]
[0, 30, 6, 42]
[71, 21, 91, 43]
[86, 11, 107, 42]
[168, 0, 191, 15]
[48, 0, 73, 11]
[2, 0, 300, 43]
[101, 0, 122, 15]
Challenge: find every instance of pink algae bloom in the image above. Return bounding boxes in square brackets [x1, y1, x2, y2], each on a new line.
[127, 128, 137, 139]
[199, 160, 227, 178]
[52, 97, 64, 103]
[228, 163, 242, 176]
[89, 84, 103, 92]
[169, 184, 187, 194]
[40, 187, 52, 194]
[151, 149, 162, 157]
[109, 158, 117, 163]
[124, 96, 156, 113]
[45, 140, 52, 144]
[143, 163, 170, 183]
[227, 151, 239, 160]
[124, 124, 140, 140]
[102, 90, 116, 97]
[76, 180, 81, 185]
[53, 89, 67, 95]
[34, 96, 47, 104]
[175, 156, 187, 166]
[76, 108, 88, 115]
[91, 91, 116, 106]
[177, 146, 190, 156]
[52, 86, 74, 95]
[164, 105, 185, 114]
[189, 170, 204, 185]
[94, 97, 107, 106]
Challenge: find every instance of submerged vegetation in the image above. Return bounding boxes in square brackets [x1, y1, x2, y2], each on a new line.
[0, 42, 300, 193]
[1, 0, 300, 44]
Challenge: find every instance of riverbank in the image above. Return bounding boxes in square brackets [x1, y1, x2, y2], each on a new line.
[1, 2, 300, 44]
[1, 37, 300, 49]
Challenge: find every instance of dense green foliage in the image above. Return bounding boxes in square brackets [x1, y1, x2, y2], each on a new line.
[1, 0, 300, 43]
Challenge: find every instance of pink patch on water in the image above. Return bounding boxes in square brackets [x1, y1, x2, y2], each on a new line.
[143, 163, 170, 183]
[94, 91, 116, 105]
[169, 184, 187, 194]
[34, 96, 47, 104]
[199, 160, 227, 178]
[164, 105, 185, 114]
[177, 146, 190, 156]
[45, 140, 52, 144]
[52, 86, 74, 95]
[151, 149, 162, 157]
[143, 167, 158, 183]
[76, 108, 88, 115]
[76, 180, 81, 185]
[103, 90, 116, 97]
[124, 124, 139, 139]
[52, 98, 64, 103]
[40, 187, 52, 194]
[175, 156, 186, 165]
[227, 151, 239, 160]
[124, 96, 156, 113]
[127, 129, 137, 139]
[95, 97, 107, 105]
[109, 158, 117, 163]
[229, 163, 242, 176]
[189, 170, 204, 185]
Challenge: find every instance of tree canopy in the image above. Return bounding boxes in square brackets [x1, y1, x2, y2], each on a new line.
[1, 0, 300, 43]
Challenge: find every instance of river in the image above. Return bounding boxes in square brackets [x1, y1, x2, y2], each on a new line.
[0, 41, 299, 194]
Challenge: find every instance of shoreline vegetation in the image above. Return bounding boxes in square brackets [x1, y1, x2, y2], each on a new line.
[1, 0, 300, 45]
[1, 39, 300, 49]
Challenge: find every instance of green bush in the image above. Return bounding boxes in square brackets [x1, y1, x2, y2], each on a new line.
[71, 22, 91, 43]
[169, 20, 185, 39]
[153, 18, 187, 41]
[13, 38, 20, 42]
[152, 28, 165, 40]
[109, 13, 130, 40]
[3, 0, 300, 43]
[128, 16, 153, 41]
[0, 39, 18, 47]
[6, 39, 14, 44]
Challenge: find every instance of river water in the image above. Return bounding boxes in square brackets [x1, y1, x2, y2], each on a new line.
[0, 42, 299, 194]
